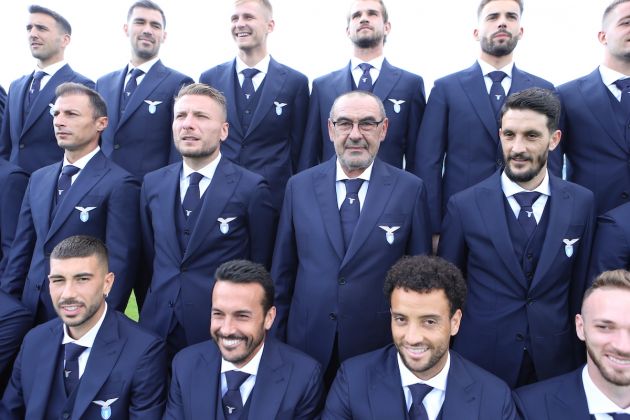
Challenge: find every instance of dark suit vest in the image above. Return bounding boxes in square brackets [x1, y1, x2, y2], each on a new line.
[234, 74, 266, 134]
[606, 89, 630, 147]
[45, 347, 81, 420]
[175, 185, 209, 255]
[215, 378, 253, 420]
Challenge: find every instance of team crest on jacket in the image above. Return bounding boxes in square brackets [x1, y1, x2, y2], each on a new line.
[92, 398, 119, 419]
[75, 206, 97, 223]
[218, 217, 237, 234]
[563, 238, 579, 258]
[379, 225, 400, 245]
[144, 100, 162, 114]
[388, 99, 405, 114]
[274, 101, 287, 116]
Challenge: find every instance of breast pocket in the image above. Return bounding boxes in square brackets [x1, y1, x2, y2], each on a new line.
[375, 214, 407, 247]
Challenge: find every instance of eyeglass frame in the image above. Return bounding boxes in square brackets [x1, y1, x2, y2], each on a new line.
[330, 118, 385, 134]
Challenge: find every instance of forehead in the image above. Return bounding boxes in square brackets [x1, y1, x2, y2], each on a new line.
[28, 12, 58, 27]
[501, 109, 549, 131]
[480, 0, 521, 18]
[583, 288, 630, 322]
[605, 2, 630, 26]
[175, 94, 222, 112]
[332, 94, 382, 119]
[233, 1, 269, 19]
[349, 0, 384, 14]
[49, 255, 100, 275]
[55, 93, 91, 110]
[212, 280, 265, 311]
[129, 6, 164, 25]
[391, 288, 451, 316]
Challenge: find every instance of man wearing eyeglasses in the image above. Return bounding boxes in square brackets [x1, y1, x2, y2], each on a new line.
[272, 90, 431, 388]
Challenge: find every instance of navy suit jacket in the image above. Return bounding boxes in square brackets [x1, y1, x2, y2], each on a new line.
[0, 159, 28, 277]
[97, 60, 193, 179]
[559, 68, 630, 215]
[138, 158, 276, 347]
[298, 59, 425, 172]
[0, 151, 141, 320]
[589, 201, 630, 280]
[271, 157, 431, 368]
[323, 345, 517, 420]
[164, 338, 323, 420]
[0, 291, 32, 395]
[514, 367, 591, 420]
[414, 62, 557, 232]
[0, 64, 94, 173]
[200, 57, 309, 209]
[0, 85, 6, 126]
[0, 309, 167, 420]
[438, 172, 595, 387]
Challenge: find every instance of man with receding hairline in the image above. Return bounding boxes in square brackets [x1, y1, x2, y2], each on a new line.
[0, 5, 94, 174]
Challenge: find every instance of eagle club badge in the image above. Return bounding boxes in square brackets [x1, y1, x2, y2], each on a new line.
[92, 398, 119, 420]
[144, 100, 162, 114]
[563, 238, 579, 258]
[379, 225, 401, 245]
[274, 101, 287, 116]
[75, 206, 96, 223]
[388, 98, 405, 114]
[49, 103, 55, 116]
[218, 217, 237, 234]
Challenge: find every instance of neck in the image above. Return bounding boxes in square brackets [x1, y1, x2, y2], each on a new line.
[603, 56, 630, 76]
[68, 303, 105, 340]
[184, 152, 219, 171]
[64, 144, 98, 164]
[353, 45, 384, 62]
[38, 55, 63, 69]
[479, 51, 513, 69]
[588, 363, 630, 409]
[238, 47, 267, 68]
[340, 164, 368, 179]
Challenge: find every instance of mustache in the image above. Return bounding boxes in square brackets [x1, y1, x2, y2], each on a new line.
[215, 333, 246, 341]
[508, 152, 532, 161]
[58, 299, 83, 306]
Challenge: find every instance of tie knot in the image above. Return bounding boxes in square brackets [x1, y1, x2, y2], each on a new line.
[188, 172, 203, 186]
[129, 68, 144, 79]
[242, 68, 260, 79]
[344, 179, 364, 195]
[225, 370, 250, 391]
[33, 71, 47, 81]
[408, 383, 433, 405]
[615, 78, 630, 92]
[488, 71, 507, 83]
[61, 165, 80, 177]
[513, 191, 541, 208]
[358, 63, 373, 74]
[64, 343, 87, 361]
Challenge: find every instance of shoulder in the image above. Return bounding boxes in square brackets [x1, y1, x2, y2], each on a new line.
[270, 59, 308, 83]
[450, 351, 510, 391]
[22, 317, 60, 346]
[515, 68, 554, 89]
[113, 311, 163, 347]
[514, 368, 580, 403]
[143, 162, 179, 184]
[172, 340, 217, 370]
[550, 175, 595, 201]
[0, 160, 27, 180]
[97, 67, 125, 84]
[339, 345, 392, 375]
[200, 61, 233, 79]
[312, 66, 346, 85]
[557, 70, 598, 94]
[269, 339, 319, 370]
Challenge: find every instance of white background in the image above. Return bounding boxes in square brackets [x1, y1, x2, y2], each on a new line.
[0, 0, 614, 92]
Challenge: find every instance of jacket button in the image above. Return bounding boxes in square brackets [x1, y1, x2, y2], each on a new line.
[622, 192, 629, 199]
[19, 143, 25, 149]
[36, 284, 41, 290]
[516, 333, 524, 341]
[168, 300, 174, 308]
[329, 313, 337, 321]
[338, 277, 346, 285]
[114, 144, 121, 150]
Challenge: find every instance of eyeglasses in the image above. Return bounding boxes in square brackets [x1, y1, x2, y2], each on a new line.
[331, 119, 384, 134]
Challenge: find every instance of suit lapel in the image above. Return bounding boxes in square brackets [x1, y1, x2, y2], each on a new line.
[368, 346, 407, 419]
[103, 68, 126, 135]
[118, 60, 168, 129]
[459, 63, 499, 141]
[579, 69, 627, 152]
[247, 340, 289, 419]
[341, 159, 394, 269]
[509, 65, 533, 94]
[158, 164, 184, 261]
[14, 76, 31, 132]
[337, 63, 355, 96]
[475, 175, 528, 288]
[31, 163, 59, 232]
[441, 352, 482, 419]
[545, 369, 591, 420]
[183, 158, 239, 263]
[192, 342, 223, 418]
[313, 158, 344, 261]
[530, 176, 572, 290]
[245, 57, 286, 138]
[372, 59, 400, 102]
[72, 310, 126, 418]
[224, 60, 244, 137]
[47, 152, 109, 242]
[28, 322, 63, 416]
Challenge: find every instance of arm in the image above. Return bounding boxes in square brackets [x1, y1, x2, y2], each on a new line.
[0, 341, 26, 420]
[321, 363, 352, 420]
[298, 82, 323, 171]
[588, 212, 630, 281]
[407, 180, 432, 255]
[0, 293, 32, 378]
[290, 75, 310, 173]
[162, 357, 185, 420]
[0, 170, 29, 276]
[105, 175, 141, 311]
[0, 86, 14, 160]
[136, 182, 155, 311]
[437, 196, 468, 275]
[129, 338, 167, 420]
[402, 76, 426, 173]
[248, 179, 277, 270]
[293, 363, 324, 420]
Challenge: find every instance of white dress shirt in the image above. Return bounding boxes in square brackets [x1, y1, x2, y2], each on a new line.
[599, 64, 630, 102]
[220, 343, 265, 405]
[335, 159, 374, 211]
[179, 153, 222, 203]
[61, 146, 101, 185]
[583, 366, 630, 419]
[235, 55, 271, 92]
[350, 55, 385, 88]
[61, 303, 108, 378]
[478, 58, 514, 96]
[398, 351, 449, 419]
[32, 60, 67, 90]
[501, 170, 550, 224]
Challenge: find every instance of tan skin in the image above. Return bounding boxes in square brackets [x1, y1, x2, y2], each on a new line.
[599, 1, 630, 76]
[346, 0, 391, 62]
[231, 1, 275, 68]
[26, 13, 70, 69]
[474, 0, 524, 69]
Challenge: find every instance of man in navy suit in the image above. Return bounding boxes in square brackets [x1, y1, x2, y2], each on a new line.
[514, 269, 630, 419]
[299, 0, 425, 173]
[559, 0, 630, 215]
[324, 255, 517, 419]
[415, 0, 556, 246]
[0, 5, 94, 174]
[0, 159, 29, 277]
[272, 90, 431, 386]
[165, 259, 323, 420]
[589, 202, 630, 280]
[439, 88, 596, 388]
[97, 1, 193, 179]
[0, 83, 140, 324]
[0, 291, 32, 395]
[1, 235, 167, 420]
[0, 85, 6, 126]
[199, 0, 309, 209]
[139, 83, 275, 359]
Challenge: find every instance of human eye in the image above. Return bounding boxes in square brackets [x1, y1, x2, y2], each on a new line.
[358, 120, 378, 131]
[335, 120, 353, 130]
[392, 315, 407, 325]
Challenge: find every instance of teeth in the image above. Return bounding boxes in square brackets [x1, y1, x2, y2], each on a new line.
[406, 347, 428, 355]
[222, 338, 242, 347]
[64, 306, 78, 311]
[609, 356, 630, 365]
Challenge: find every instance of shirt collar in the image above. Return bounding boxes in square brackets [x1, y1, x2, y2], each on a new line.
[34, 60, 67, 77]
[397, 350, 450, 392]
[220, 342, 265, 376]
[62, 303, 108, 347]
[128, 56, 160, 75]
[599, 64, 630, 88]
[582, 365, 630, 415]
[478, 58, 514, 79]
[501, 169, 551, 198]
[235, 55, 271, 76]
[335, 159, 374, 182]
[63, 146, 100, 170]
[351, 55, 385, 72]
[181, 153, 222, 181]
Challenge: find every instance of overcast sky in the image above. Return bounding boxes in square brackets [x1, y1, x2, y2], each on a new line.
[0, 0, 614, 93]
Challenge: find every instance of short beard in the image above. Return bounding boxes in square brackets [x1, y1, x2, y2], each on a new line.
[504, 152, 547, 183]
[481, 34, 519, 57]
[352, 34, 383, 49]
[587, 344, 630, 386]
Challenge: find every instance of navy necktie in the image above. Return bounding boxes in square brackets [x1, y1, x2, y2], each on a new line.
[182, 172, 204, 219]
[614, 78, 630, 114]
[513, 192, 541, 238]
[488, 71, 507, 115]
[408, 383, 433, 420]
[357, 63, 373, 91]
[223, 370, 250, 418]
[64, 343, 87, 395]
[24, 70, 46, 113]
[57, 165, 80, 203]
[120, 68, 144, 113]
[340, 179, 364, 251]
[609, 414, 630, 420]
[241, 68, 260, 100]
